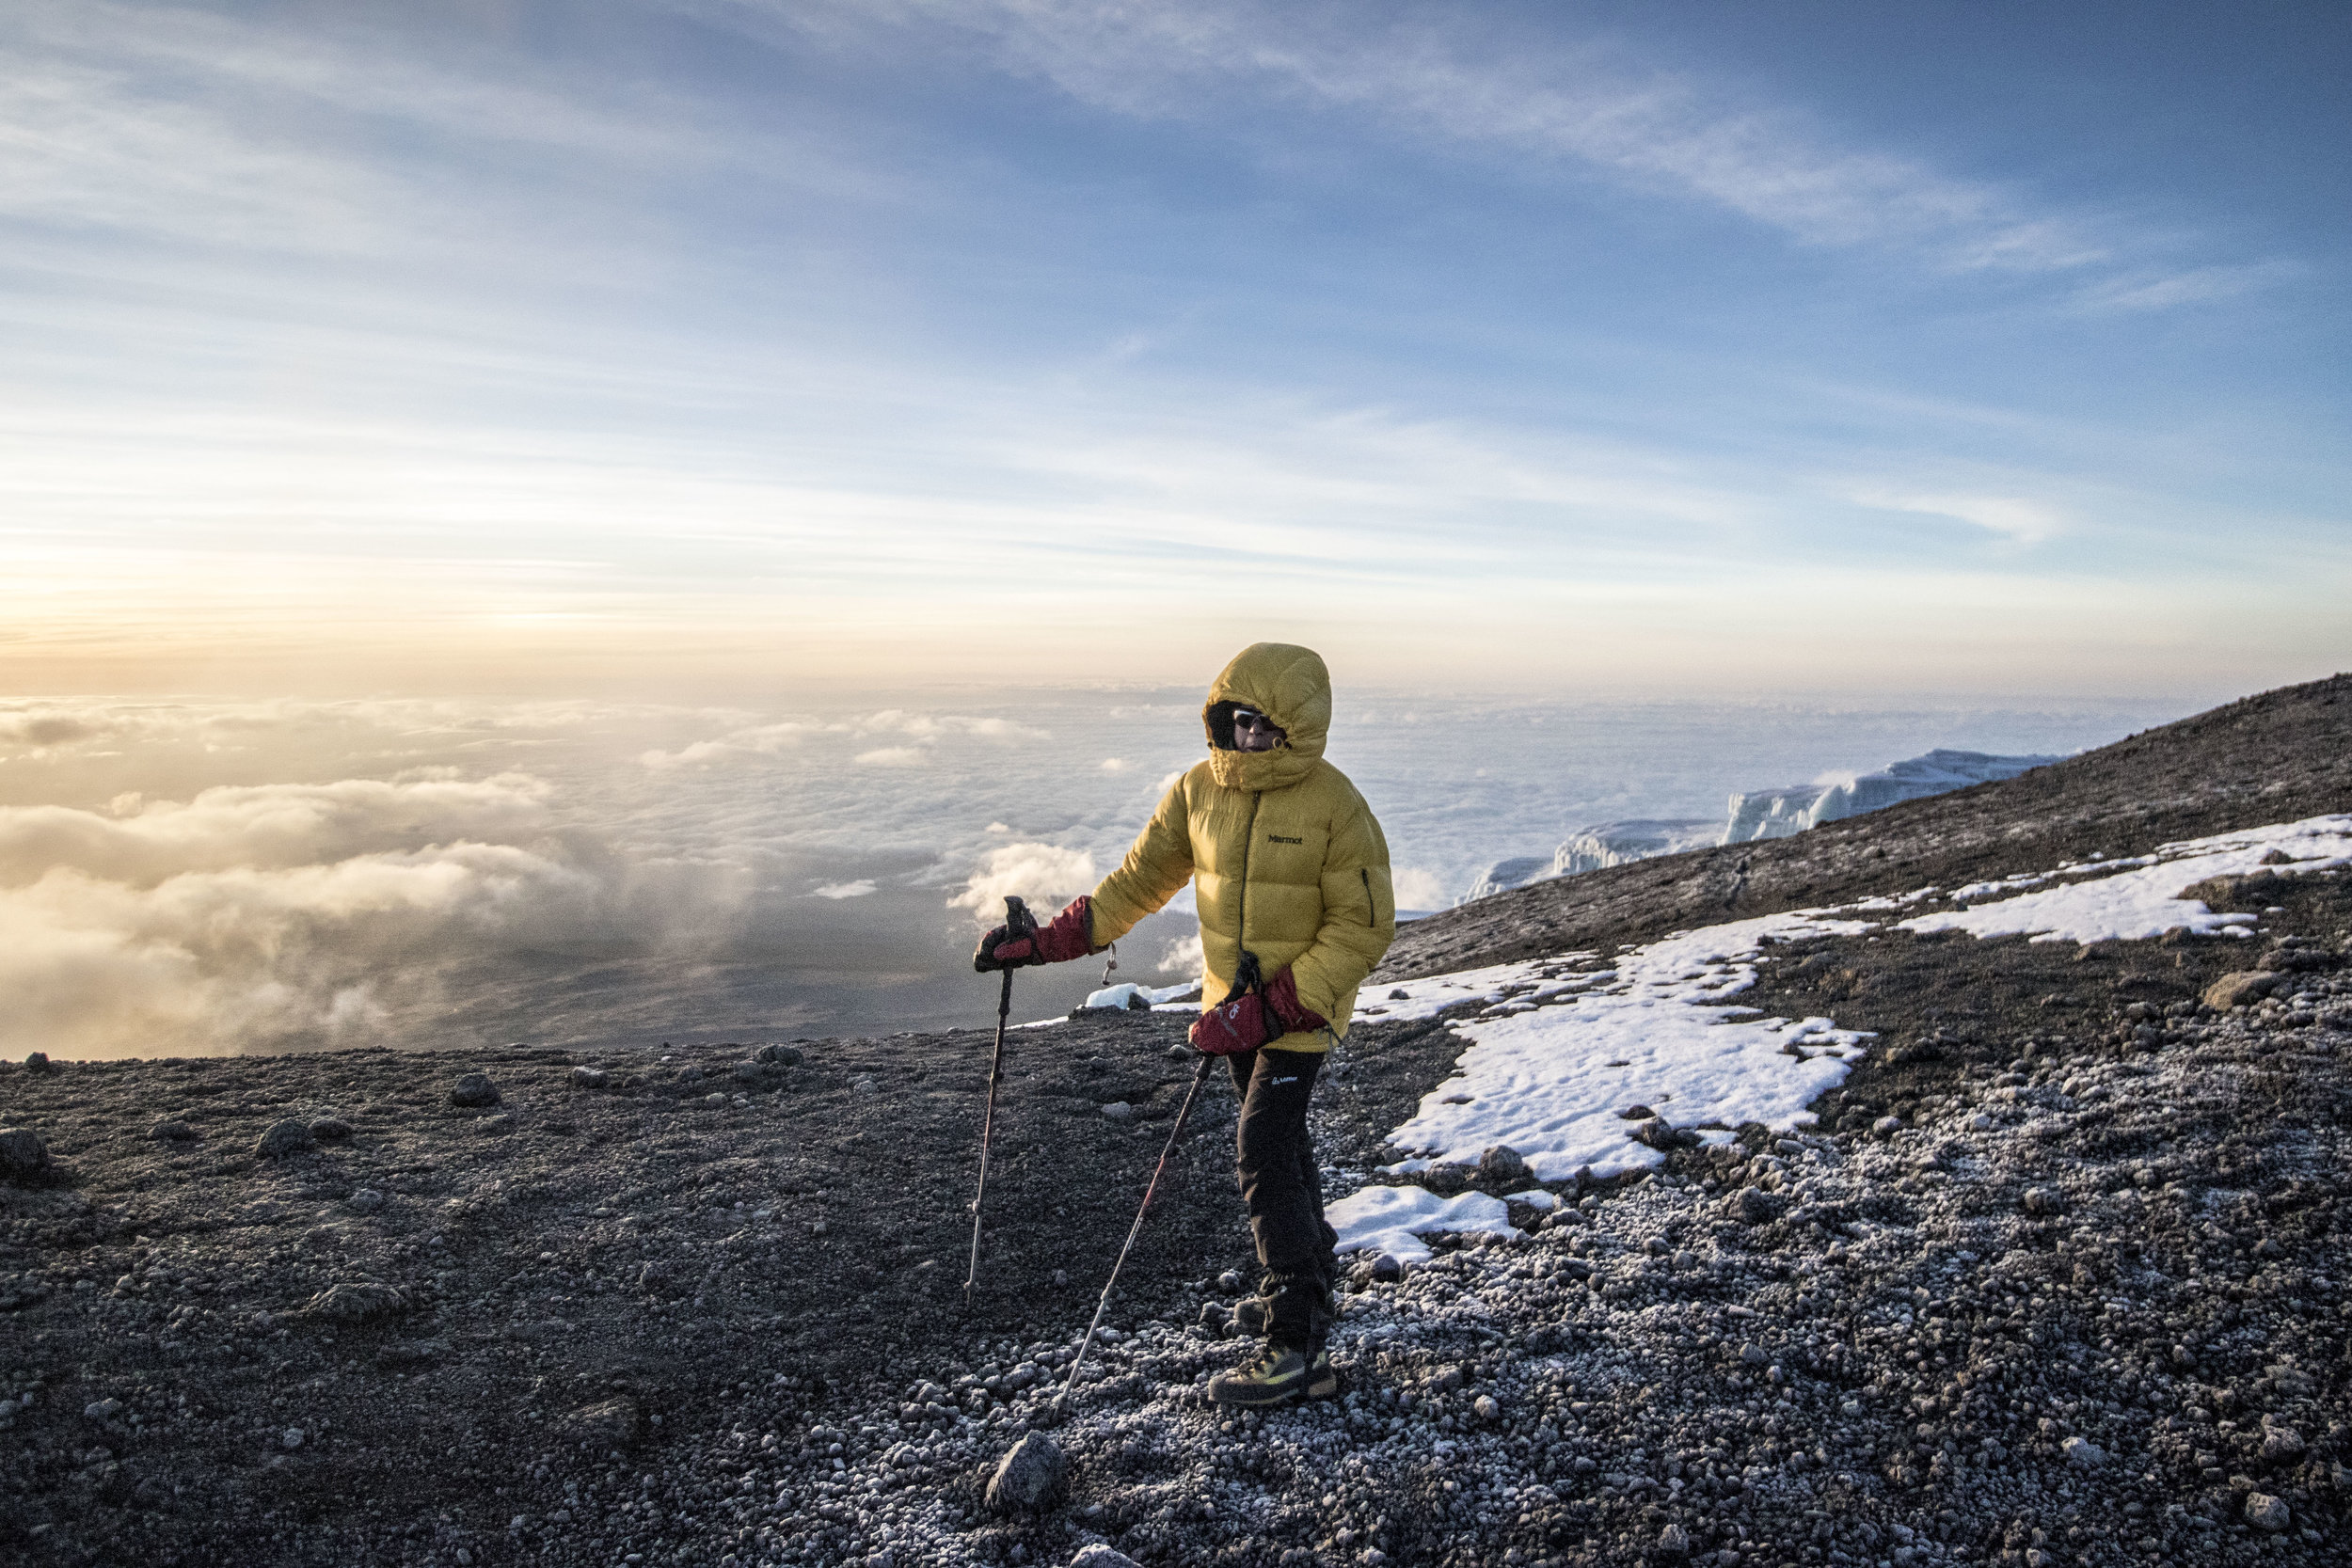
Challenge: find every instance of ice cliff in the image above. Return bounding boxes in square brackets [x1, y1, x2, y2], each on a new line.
[1457, 748, 2060, 905]
[1458, 819, 1719, 901]
[1721, 748, 2061, 843]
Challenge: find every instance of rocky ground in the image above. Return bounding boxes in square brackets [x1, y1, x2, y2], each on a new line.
[3, 675, 2349, 1568]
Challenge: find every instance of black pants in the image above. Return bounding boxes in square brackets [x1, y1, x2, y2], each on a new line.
[1228, 1046, 1338, 1347]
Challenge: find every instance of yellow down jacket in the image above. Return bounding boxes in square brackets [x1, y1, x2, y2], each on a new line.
[1086, 642, 1396, 1048]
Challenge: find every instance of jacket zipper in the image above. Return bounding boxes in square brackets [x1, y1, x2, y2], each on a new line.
[1361, 866, 1375, 925]
[1236, 791, 1262, 974]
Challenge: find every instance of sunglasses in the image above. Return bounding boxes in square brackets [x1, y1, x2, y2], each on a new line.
[1231, 708, 1279, 730]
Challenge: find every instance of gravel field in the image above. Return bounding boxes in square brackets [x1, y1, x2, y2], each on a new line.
[4, 675, 2349, 1568]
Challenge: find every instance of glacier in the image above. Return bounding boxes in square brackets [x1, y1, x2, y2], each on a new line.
[1456, 749, 2060, 906]
[1458, 819, 1719, 902]
[1721, 748, 2061, 843]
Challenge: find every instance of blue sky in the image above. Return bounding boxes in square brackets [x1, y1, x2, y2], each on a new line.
[3, 0, 2345, 698]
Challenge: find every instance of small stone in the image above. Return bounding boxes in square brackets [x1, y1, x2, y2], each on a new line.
[570, 1066, 611, 1090]
[700, 1094, 726, 1109]
[308, 1117, 353, 1141]
[1616, 1104, 1655, 1120]
[1100, 1101, 1135, 1123]
[344, 1189, 386, 1214]
[148, 1119, 199, 1142]
[23, 1052, 53, 1074]
[851, 1076, 878, 1095]
[1389, 989, 1410, 1001]
[2061, 1435, 2106, 1466]
[1739, 1342, 1769, 1367]
[1473, 1394, 1500, 1421]
[255, 1118, 313, 1159]
[754, 1043, 802, 1066]
[2260, 1424, 2305, 1461]
[1069, 1546, 1145, 1568]
[1871, 1115, 1904, 1138]
[1371, 1253, 1405, 1283]
[1217, 1270, 1245, 1292]
[281, 1427, 304, 1449]
[1198, 1302, 1232, 1335]
[730, 1061, 779, 1088]
[1479, 1145, 1530, 1181]
[1658, 1523, 1691, 1557]
[2022, 1186, 2065, 1217]
[984, 1431, 1065, 1513]
[2243, 1493, 2290, 1532]
[1728, 1186, 1784, 1225]
[0, 1127, 54, 1180]
[449, 1072, 501, 1108]
[84, 1398, 122, 1419]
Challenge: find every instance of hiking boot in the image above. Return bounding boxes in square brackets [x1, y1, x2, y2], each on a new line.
[1207, 1343, 1311, 1407]
[1305, 1345, 1343, 1400]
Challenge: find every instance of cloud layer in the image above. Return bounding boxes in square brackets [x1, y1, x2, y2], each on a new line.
[0, 689, 2181, 1057]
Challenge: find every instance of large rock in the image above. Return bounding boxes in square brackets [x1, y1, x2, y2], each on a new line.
[2202, 972, 2280, 1009]
[985, 1431, 1066, 1513]
[2243, 1493, 2290, 1532]
[561, 1395, 644, 1449]
[1726, 1186, 1786, 1225]
[1070, 1548, 1145, 1568]
[1480, 1145, 1530, 1181]
[2185, 871, 2295, 911]
[302, 1281, 409, 1322]
[255, 1118, 313, 1159]
[0, 1127, 52, 1182]
[448, 1072, 501, 1108]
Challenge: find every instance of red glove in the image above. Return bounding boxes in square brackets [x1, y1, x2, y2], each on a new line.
[1189, 968, 1327, 1054]
[1263, 968, 1327, 1034]
[975, 896, 1098, 971]
[1189, 990, 1270, 1055]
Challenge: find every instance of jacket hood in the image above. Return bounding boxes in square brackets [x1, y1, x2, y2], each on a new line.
[1202, 642, 1329, 791]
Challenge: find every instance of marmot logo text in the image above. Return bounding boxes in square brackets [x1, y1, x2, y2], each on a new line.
[1267, 834, 1304, 844]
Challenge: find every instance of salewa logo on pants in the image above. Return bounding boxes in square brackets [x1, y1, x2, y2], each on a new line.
[1268, 1076, 1300, 1085]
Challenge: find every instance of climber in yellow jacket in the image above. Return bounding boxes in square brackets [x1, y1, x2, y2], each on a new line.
[977, 642, 1397, 1406]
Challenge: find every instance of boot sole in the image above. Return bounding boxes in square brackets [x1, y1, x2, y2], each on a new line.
[1208, 1384, 1304, 1408]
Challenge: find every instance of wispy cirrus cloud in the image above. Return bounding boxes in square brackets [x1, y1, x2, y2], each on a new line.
[1854, 489, 2067, 548]
[750, 1, 2088, 275]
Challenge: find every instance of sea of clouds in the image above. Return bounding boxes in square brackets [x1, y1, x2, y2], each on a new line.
[0, 689, 2185, 1058]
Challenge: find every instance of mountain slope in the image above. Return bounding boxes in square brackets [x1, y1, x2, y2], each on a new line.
[1381, 673, 2352, 981]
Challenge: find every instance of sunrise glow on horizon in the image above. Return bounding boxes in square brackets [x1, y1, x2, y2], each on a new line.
[3, 0, 2347, 702]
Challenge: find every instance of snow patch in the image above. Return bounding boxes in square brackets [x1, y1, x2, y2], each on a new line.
[1325, 1186, 1519, 1265]
[1369, 911, 1872, 1182]
[1899, 814, 2352, 944]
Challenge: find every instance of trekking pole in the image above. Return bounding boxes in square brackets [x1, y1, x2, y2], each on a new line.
[1051, 1049, 1218, 1418]
[964, 895, 1035, 1305]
